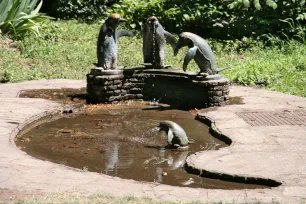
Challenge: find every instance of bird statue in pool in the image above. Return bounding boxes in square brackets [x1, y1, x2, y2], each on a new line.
[158, 120, 194, 151]
[174, 32, 230, 75]
[96, 14, 134, 70]
[142, 16, 177, 69]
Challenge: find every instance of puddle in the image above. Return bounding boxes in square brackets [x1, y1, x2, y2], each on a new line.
[18, 88, 87, 105]
[229, 96, 244, 105]
[16, 103, 266, 189]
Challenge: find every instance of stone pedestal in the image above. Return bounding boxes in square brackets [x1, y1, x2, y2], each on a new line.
[87, 67, 231, 108]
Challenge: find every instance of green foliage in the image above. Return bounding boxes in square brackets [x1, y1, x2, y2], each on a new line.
[112, 0, 165, 29]
[111, 0, 229, 38]
[0, 20, 305, 97]
[0, 0, 50, 39]
[41, 0, 115, 20]
[110, 0, 306, 40]
[226, 0, 306, 40]
[228, 0, 278, 10]
[39, 0, 306, 40]
[280, 18, 306, 43]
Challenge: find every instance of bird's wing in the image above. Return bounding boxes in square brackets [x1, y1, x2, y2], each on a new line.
[183, 46, 198, 72]
[164, 30, 177, 51]
[167, 129, 174, 144]
[116, 29, 134, 40]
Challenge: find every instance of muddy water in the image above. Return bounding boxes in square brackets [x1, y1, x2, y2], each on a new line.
[18, 88, 87, 103]
[16, 103, 266, 189]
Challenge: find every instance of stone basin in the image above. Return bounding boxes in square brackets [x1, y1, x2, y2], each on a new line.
[87, 68, 230, 108]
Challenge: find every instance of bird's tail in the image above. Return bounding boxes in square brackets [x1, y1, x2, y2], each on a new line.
[216, 65, 231, 73]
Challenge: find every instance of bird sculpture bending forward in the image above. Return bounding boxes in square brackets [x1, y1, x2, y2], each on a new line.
[97, 14, 133, 69]
[174, 32, 229, 75]
[158, 120, 194, 151]
[142, 16, 177, 69]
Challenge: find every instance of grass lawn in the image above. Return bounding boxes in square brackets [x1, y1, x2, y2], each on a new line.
[16, 193, 172, 204]
[15, 192, 279, 204]
[0, 20, 305, 97]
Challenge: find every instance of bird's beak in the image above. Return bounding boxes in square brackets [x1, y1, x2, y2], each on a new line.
[157, 124, 163, 132]
[119, 18, 127, 22]
[174, 39, 185, 56]
[174, 45, 180, 56]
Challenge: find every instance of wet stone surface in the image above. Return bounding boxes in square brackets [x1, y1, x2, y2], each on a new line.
[19, 88, 87, 104]
[16, 103, 266, 189]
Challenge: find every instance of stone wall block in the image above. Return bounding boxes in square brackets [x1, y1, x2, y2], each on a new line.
[214, 91, 223, 97]
[211, 86, 223, 91]
[136, 94, 144, 99]
[207, 91, 214, 96]
[197, 81, 210, 87]
[114, 90, 121, 95]
[223, 89, 230, 95]
[223, 85, 230, 90]
[123, 83, 135, 89]
[128, 78, 139, 83]
[106, 91, 114, 96]
[108, 75, 124, 80]
[87, 68, 231, 107]
[211, 96, 225, 103]
[113, 80, 122, 85]
[109, 96, 123, 102]
[106, 85, 117, 91]
[216, 79, 229, 86]
[129, 88, 142, 94]
[124, 94, 136, 100]
[134, 83, 144, 88]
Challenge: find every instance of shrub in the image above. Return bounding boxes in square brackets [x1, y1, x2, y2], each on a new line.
[41, 0, 117, 20]
[227, 0, 306, 40]
[0, 0, 50, 39]
[112, 0, 306, 40]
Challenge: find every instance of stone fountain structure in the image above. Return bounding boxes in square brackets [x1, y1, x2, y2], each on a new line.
[87, 15, 230, 108]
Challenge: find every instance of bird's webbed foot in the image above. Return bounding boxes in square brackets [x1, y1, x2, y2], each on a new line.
[163, 65, 172, 69]
[197, 72, 209, 77]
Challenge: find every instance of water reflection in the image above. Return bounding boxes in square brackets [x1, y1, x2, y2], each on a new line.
[16, 104, 266, 189]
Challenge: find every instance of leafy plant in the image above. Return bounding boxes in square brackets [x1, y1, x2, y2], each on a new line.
[280, 18, 306, 43]
[41, 0, 115, 20]
[0, 0, 50, 39]
[110, 0, 306, 40]
[228, 0, 278, 10]
[112, 0, 165, 29]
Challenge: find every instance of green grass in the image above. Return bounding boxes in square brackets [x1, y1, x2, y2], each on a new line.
[16, 193, 170, 204]
[0, 20, 305, 97]
[15, 192, 283, 204]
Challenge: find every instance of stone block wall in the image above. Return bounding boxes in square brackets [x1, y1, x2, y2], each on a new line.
[87, 68, 231, 108]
